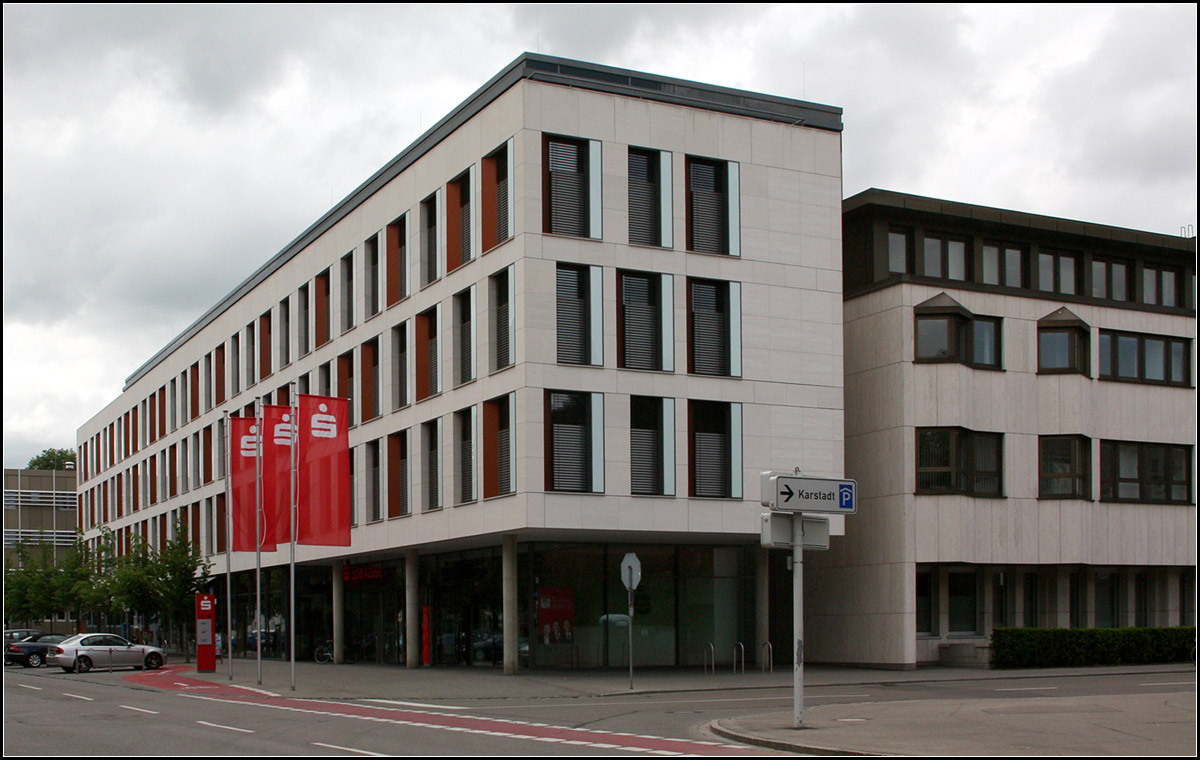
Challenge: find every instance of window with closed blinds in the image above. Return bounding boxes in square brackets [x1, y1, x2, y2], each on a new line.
[387, 430, 409, 517]
[424, 420, 440, 510]
[392, 322, 408, 410]
[690, 400, 731, 498]
[630, 396, 664, 495]
[546, 391, 591, 492]
[416, 307, 439, 401]
[628, 148, 661, 247]
[484, 394, 513, 498]
[687, 157, 728, 254]
[688, 278, 730, 375]
[483, 141, 513, 251]
[386, 215, 407, 307]
[545, 136, 588, 237]
[447, 172, 472, 272]
[557, 264, 590, 364]
[365, 234, 380, 317]
[619, 271, 661, 370]
[421, 194, 439, 286]
[367, 440, 381, 522]
[490, 268, 512, 371]
[454, 288, 475, 386]
[456, 408, 475, 504]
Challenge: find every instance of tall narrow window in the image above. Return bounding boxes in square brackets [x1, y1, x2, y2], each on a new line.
[245, 323, 256, 388]
[490, 267, 513, 372]
[340, 251, 355, 333]
[544, 135, 591, 238]
[888, 228, 912, 274]
[688, 277, 739, 376]
[455, 407, 476, 504]
[686, 156, 732, 255]
[386, 215, 407, 307]
[629, 148, 671, 247]
[421, 193, 440, 287]
[689, 400, 740, 498]
[631, 396, 672, 496]
[423, 419, 441, 511]
[259, 311, 272, 381]
[416, 306, 440, 401]
[214, 344, 226, 405]
[315, 269, 331, 347]
[483, 394, 514, 498]
[392, 322, 409, 410]
[337, 350, 355, 426]
[453, 287, 476, 386]
[545, 390, 602, 493]
[297, 283, 311, 356]
[387, 429, 409, 517]
[557, 264, 601, 365]
[366, 439, 381, 522]
[446, 170, 473, 273]
[230, 334, 241, 396]
[278, 296, 291, 368]
[482, 141, 512, 251]
[618, 270, 668, 371]
[364, 233, 380, 318]
[360, 337, 379, 422]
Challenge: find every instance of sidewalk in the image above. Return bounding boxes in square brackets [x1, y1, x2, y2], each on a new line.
[176, 657, 1196, 755]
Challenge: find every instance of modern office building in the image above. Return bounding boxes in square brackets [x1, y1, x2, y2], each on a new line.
[3, 467, 78, 630]
[75, 54, 846, 670]
[814, 189, 1196, 668]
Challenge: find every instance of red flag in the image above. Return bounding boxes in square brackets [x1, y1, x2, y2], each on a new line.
[230, 416, 277, 552]
[296, 394, 351, 546]
[262, 405, 295, 546]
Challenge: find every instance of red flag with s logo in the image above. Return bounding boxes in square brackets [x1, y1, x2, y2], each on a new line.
[296, 394, 351, 546]
[230, 415, 277, 552]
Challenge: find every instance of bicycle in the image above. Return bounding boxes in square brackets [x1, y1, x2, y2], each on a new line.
[314, 640, 358, 664]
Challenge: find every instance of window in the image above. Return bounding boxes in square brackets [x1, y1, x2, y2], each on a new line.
[337, 350, 355, 425]
[387, 429, 410, 518]
[446, 170, 473, 273]
[385, 215, 407, 307]
[489, 267, 514, 372]
[545, 390, 603, 493]
[340, 251, 355, 333]
[297, 284, 311, 356]
[278, 297, 291, 368]
[686, 156, 738, 255]
[416, 305, 440, 401]
[364, 233, 380, 318]
[245, 323, 256, 388]
[888, 227, 912, 274]
[688, 400, 741, 498]
[618, 270, 673, 371]
[482, 141, 513, 252]
[421, 193, 440, 287]
[392, 322, 409, 410]
[1100, 441, 1192, 504]
[1099, 330, 1190, 386]
[922, 234, 968, 281]
[1037, 308, 1090, 375]
[544, 134, 600, 239]
[366, 439, 381, 522]
[1039, 435, 1090, 499]
[230, 334, 241, 396]
[1037, 249, 1080, 295]
[454, 407, 476, 504]
[915, 428, 1003, 496]
[214, 344, 226, 405]
[631, 396, 674, 496]
[483, 394, 514, 498]
[556, 264, 602, 366]
[948, 571, 978, 634]
[1023, 572, 1040, 627]
[259, 311, 272, 381]
[453, 287, 476, 386]
[422, 419, 441, 510]
[360, 337, 379, 422]
[315, 268, 331, 347]
[688, 277, 740, 376]
[1091, 257, 1130, 301]
[1142, 263, 1180, 307]
[914, 306, 1001, 369]
[916, 570, 934, 635]
[629, 148, 672, 248]
[981, 243, 1025, 288]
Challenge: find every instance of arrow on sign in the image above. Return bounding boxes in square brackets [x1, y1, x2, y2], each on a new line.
[781, 484, 794, 502]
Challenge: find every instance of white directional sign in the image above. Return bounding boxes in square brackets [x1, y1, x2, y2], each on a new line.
[763, 474, 857, 514]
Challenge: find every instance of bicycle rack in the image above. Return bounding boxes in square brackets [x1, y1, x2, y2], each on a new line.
[733, 642, 745, 674]
[761, 641, 774, 673]
[703, 642, 715, 675]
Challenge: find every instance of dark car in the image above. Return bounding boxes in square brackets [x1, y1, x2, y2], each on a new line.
[4, 629, 41, 645]
[5, 633, 70, 668]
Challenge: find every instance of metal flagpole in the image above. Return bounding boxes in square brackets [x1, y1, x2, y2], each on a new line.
[222, 411, 233, 681]
[254, 397, 263, 685]
[289, 382, 298, 692]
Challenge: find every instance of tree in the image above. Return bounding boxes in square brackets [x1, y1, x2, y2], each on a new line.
[27, 447, 76, 471]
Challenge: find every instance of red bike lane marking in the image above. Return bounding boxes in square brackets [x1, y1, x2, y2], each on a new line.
[178, 694, 773, 755]
[122, 665, 268, 698]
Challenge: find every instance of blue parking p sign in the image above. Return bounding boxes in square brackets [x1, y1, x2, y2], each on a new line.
[839, 483, 855, 512]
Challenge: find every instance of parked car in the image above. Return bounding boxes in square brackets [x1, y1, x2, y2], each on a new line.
[5, 633, 70, 668]
[48, 633, 167, 673]
[4, 629, 41, 645]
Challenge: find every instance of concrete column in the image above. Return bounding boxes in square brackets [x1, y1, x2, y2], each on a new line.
[406, 549, 419, 668]
[332, 560, 345, 664]
[755, 547, 770, 667]
[1049, 567, 1071, 629]
[502, 534, 518, 674]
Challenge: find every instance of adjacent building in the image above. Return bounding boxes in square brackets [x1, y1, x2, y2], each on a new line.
[75, 54, 847, 669]
[814, 189, 1196, 668]
[3, 467, 78, 630]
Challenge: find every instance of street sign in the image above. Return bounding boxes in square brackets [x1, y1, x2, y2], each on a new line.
[760, 512, 830, 550]
[620, 553, 641, 590]
[763, 474, 857, 514]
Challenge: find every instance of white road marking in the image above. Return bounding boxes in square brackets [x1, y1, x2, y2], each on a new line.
[63, 693, 93, 701]
[995, 686, 1058, 691]
[18, 684, 42, 691]
[121, 705, 159, 714]
[311, 742, 389, 756]
[1139, 681, 1195, 687]
[361, 698, 467, 710]
[197, 720, 254, 733]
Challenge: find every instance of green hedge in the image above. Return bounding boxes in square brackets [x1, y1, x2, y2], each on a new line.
[991, 626, 1195, 669]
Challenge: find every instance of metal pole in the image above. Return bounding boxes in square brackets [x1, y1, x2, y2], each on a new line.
[792, 513, 804, 729]
[254, 397, 263, 685]
[290, 383, 298, 692]
[627, 570, 634, 691]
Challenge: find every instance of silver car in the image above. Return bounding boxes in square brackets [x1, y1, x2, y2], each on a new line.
[49, 633, 166, 673]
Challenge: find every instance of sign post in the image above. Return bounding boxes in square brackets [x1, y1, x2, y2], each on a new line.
[760, 471, 857, 730]
[620, 553, 641, 690]
[195, 593, 217, 673]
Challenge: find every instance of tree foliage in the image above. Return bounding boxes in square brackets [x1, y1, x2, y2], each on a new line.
[27, 447, 76, 470]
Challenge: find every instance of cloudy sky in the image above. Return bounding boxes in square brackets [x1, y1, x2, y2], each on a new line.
[3, 3, 1196, 468]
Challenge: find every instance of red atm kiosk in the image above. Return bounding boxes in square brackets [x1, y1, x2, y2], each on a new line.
[195, 593, 217, 673]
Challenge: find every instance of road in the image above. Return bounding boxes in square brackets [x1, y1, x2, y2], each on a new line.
[4, 663, 1194, 756]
